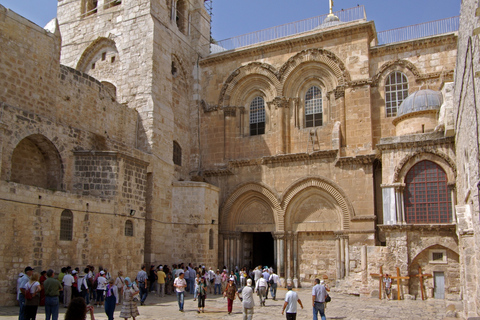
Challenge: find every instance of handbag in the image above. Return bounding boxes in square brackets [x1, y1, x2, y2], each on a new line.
[325, 293, 331, 303]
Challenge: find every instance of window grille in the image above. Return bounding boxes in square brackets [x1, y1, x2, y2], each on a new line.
[125, 220, 134, 237]
[173, 141, 182, 166]
[60, 210, 73, 241]
[385, 71, 408, 117]
[404, 160, 452, 223]
[305, 86, 323, 128]
[249, 96, 265, 136]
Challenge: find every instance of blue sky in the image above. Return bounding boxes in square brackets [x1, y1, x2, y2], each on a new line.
[0, 0, 460, 41]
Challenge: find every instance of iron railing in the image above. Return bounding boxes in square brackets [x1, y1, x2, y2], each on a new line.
[212, 6, 366, 53]
[377, 16, 459, 45]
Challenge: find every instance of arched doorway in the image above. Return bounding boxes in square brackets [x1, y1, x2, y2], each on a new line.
[220, 184, 280, 272]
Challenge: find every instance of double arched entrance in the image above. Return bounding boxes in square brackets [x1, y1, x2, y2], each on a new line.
[219, 178, 353, 286]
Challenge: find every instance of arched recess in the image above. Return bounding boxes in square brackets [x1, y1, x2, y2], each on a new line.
[371, 59, 421, 87]
[278, 48, 350, 86]
[220, 182, 282, 232]
[409, 244, 460, 299]
[393, 151, 456, 184]
[218, 62, 281, 107]
[282, 177, 354, 230]
[10, 134, 64, 190]
[76, 37, 119, 74]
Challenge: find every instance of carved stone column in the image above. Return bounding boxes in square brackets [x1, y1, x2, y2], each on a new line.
[340, 236, 345, 279]
[344, 235, 350, 278]
[285, 232, 292, 284]
[236, 232, 242, 269]
[223, 235, 228, 270]
[335, 236, 341, 279]
[268, 97, 289, 155]
[273, 231, 285, 283]
[0, 120, 6, 176]
[223, 106, 236, 160]
[292, 232, 299, 288]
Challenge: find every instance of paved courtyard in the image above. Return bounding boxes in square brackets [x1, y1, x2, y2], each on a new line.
[0, 288, 459, 320]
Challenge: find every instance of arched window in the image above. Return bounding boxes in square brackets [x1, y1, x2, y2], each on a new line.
[173, 141, 182, 166]
[404, 160, 452, 223]
[209, 229, 214, 250]
[249, 96, 265, 136]
[176, 0, 188, 34]
[305, 86, 323, 128]
[60, 210, 73, 241]
[125, 220, 134, 237]
[385, 71, 408, 117]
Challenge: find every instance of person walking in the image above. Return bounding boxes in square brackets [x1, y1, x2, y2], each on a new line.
[255, 275, 267, 307]
[19, 266, 34, 320]
[282, 281, 303, 320]
[119, 277, 139, 320]
[156, 266, 166, 297]
[44, 269, 63, 320]
[115, 271, 125, 304]
[197, 277, 207, 313]
[95, 271, 107, 308]
[23, 272, 41, 320]
[269, 270, 280, 301]
[241, 278, 255, 320]
[62, 270, 74, 308]
[104, 278, 119, 320]
[312, 278, 327, 320]
[136, 266, 148, 306]
[148, 265, 157, 293]
[214, 269, 222, 295]
[174, 271, 187, 312]
[224, 277, 239, 315]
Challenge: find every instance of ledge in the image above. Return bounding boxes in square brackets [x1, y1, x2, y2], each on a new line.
[378, 223, 456, 232]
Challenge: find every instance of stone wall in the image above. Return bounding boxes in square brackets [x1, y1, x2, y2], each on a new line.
[453, 0, 480, 317]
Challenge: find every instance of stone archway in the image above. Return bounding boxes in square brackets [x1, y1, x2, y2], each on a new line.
[220, 183, 281, 271]
[10, 134, 64, 190]
[282, 177, 353, 286]
[409, 245, 460, 299]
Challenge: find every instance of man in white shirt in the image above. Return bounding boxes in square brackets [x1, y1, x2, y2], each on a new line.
[269, 270, 280, 300]
[62, 271, 74, 308]
[173, 272, 187, 312]
[136, 265, 148, 305]
[242, 279, 255, 320]
[282, 281, 303, 320]
[255, 276, 267, 306]
[96, 270, 107, 308]
[312, 278, 327, 320]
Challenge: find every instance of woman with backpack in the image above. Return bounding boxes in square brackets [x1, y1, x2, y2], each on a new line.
[24, 272, 41, 320]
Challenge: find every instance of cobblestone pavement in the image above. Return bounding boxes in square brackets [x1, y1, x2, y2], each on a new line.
[0, 288, 458, 320]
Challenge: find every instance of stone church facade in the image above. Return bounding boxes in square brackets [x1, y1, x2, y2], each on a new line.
[1, 0, 477, 317]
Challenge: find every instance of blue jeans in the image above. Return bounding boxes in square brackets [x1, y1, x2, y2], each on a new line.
[313, 302, 326, 320]
[45, 296, 59, 320]
[18, 293, 25, 320]
[270, 283, 277, 299]
[139, 283, 148, 304]
[104, 295, 116, 320]
[176, 291, 184, 311]
[214, 283, 221, 295]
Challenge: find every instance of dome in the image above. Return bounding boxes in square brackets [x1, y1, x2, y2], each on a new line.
[396, 89, 443, 117]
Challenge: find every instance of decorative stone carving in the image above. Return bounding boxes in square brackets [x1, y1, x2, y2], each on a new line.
[201, 99, 218, 113]
[223, 106, 237, 117]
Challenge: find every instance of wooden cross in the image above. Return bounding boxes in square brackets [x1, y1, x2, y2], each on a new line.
[410, 266, 432, 300]
[390, 267, 410, 300]
[369, 266, 383, 299]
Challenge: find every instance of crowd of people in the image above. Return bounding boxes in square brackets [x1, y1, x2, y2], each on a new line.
[16, 263, 330, 320]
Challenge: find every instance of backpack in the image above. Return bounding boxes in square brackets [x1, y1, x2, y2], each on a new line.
[24, 284, 34, 300]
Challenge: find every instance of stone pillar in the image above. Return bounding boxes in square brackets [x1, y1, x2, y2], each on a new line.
[223, 107, 236, 160]
[345, 236, 350, 277]
[268, 97, 288, 155]
[340, 236, 345, 279]
[236, 233, 242, 270]
[335, 237, 341, 279]
[286, 232, 292, 284]
[223, 236, 228, 269]
[274, 232, 285, 284]
[293, 232, 298, 288]
[229, 236, 235, 271]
